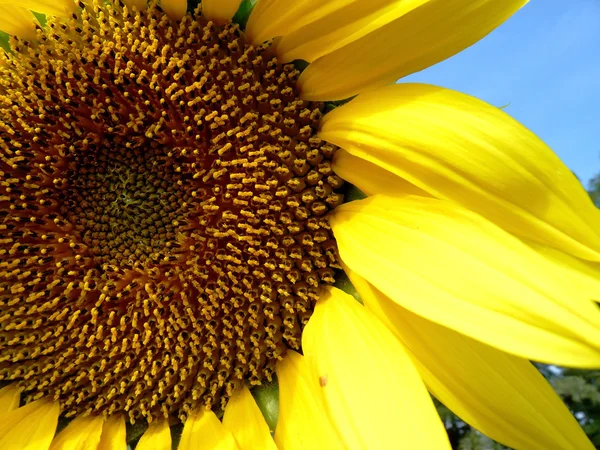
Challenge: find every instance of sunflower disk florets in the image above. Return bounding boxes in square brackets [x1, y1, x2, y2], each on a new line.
[0, 0, 343, 423]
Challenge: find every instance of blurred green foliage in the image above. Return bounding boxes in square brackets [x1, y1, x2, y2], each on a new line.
[552, 368, 600, 447]
[588, 174, 600, 208]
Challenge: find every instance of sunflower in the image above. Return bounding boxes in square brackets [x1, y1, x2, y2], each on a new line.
[0, 0, 599, 448]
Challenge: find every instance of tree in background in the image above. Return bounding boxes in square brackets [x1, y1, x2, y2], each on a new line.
[589, 174, 600, 208]
[550, 367, 600, 447]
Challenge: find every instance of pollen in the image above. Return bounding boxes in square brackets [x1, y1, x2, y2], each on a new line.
[0, 0, 343, 423]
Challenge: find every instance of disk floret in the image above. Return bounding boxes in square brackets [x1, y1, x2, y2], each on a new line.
[0, 0, 343, 422]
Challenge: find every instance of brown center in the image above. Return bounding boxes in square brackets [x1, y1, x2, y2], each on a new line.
[0, 0, 343, 423]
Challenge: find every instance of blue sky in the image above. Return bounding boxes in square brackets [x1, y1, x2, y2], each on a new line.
[403, 0, 600, 189]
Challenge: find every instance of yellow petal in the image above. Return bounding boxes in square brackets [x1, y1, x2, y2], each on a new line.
[0, 5, 37, 39]
[0, 398, 59, 450]
[299, 0, 527, 100]
[0, 385, 20, 414]
[320, 84, 600, 261]
[246, 0, 342, 46]
[123, 0, 147, 11]
[350, 270, 594, 450]
[136, 420, 171, 450]
[222, 386, 276, 450]
[161, 0, 187, 20]
[526, 240, 600, 301]
[274, 0, 432, 63]
[0, 0, 75, 16]
[333, 148, 429, 197]
[50, 415, 104, 450]
[202, 0, 242, 23]
[331, 195, 600, 367]
[274, 350, 344, 450]
[97, 416, 126, 450]
[179, 409, 238, 450]
[302, 286, 450, 449]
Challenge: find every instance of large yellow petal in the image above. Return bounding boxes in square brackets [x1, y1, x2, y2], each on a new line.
[49, 415, 104, 450]
[0, 0, 75, 16]
[274, 350, 344, 450]
[274, 0, 428, 63]
[179, 409, 238, 450]
[202, 0, 243, 23]
[136, 420, 171, 450]
[320, 83, 600, 261]
[332, 148, 600, 300]
[349, 270, 594, 450]
[97, 416, 126, 450]
[0, 5, 37, 39]
[302, 286, 451, 449]
[222, 386, 276, 450]
[0, 398, 59, 450]
[299, 0, 527, 100]
[331, 195, 600, 367]
[0, 385, 20, 414]
[333, 148, 429, 197]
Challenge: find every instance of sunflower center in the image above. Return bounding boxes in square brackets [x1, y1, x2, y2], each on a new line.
[0, 0, 343, 423]
[61, 145, 189, 265]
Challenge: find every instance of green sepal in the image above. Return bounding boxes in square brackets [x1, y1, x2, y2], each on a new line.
[0, 31, 10, 53]
[334, 270, 363, 304]
[343, 183, 367, 203]
[232, 0, 257, 29]
[252, 379, 280, 432]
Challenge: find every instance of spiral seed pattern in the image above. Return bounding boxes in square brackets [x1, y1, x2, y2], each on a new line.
[0, 0, 343, 423]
